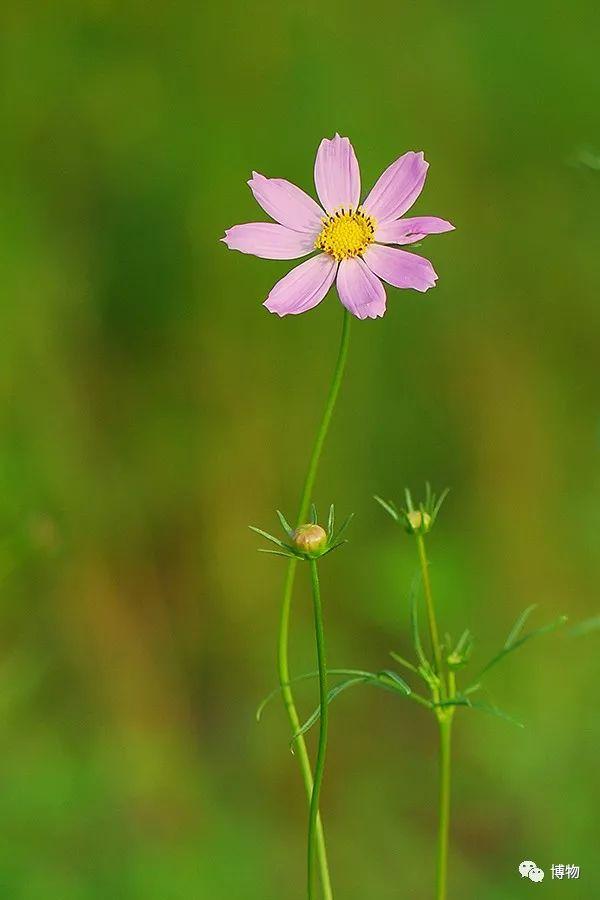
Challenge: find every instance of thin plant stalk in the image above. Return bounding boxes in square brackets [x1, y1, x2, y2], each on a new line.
[307, 559, 328, 900]
[416, 533, 444, 680]
[277, 308, 351, 900]
[415, 532, 454, 900]
[436, 716, 453, 900]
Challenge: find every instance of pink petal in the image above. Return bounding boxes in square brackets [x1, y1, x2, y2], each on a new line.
[362, 152, 429, 224]
[376, 216, 455, 245]
[222, 223, 316, 259]
[314, 134, 361, 214]
[264, 254, 337, 316]
[248, 172, 325, 234]
[336, 258, 387, 320]
[363, 244, 438, 293]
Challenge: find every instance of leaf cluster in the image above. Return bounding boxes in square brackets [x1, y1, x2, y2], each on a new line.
[396, 586, 567, 727]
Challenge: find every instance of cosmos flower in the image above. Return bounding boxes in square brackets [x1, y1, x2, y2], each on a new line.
[222, 134, 454, 320]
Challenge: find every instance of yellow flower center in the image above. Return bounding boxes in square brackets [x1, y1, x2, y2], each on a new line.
[315, 208, 376, 261]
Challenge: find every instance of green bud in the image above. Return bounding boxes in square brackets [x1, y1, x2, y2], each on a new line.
[293, 524, 328, 556]
[447, 651, 465, 670]
[406, 510, 432, 534]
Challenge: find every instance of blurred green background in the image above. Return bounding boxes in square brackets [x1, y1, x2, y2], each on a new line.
[1, 1, 599, 897]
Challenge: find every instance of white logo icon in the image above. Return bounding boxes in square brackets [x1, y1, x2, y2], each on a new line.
[519, 860, 545, 883]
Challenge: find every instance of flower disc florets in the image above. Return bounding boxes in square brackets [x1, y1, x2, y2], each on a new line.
[314, 208, 376, 261]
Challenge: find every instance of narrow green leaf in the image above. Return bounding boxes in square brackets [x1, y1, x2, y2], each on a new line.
[404, 487, 415, 513]
[389, 651, 419, 675]
[467, 700, 525, 729]
[332, 512, 354, 543]
[377, 669, 411, 695]
[292, 677, 370, 742]
[291, 670, 424, 743]
[258, 667, 427, 741]
[374, 495, 399, 521]
[257, 548, 295, 559]
[417, 664, 439, 688]
[425, 481, 432, 508]
[256, 685, 286, 722]
[448, 627, 474, 670]
[257, 669, 382, 722]
[325, 668, 381, 679]
[321, 540, 347, 557]
[326, 668, 381, 679]
[568, 615, 600, 637]
[432, 487, 450, 522]
[276, 510, 294, 538]
[504, 604, 537, 649]
[249, 526, 291, 551]
[310, 503, 318, 525]
[256, 672, 320, 721]
[454, 629, 472, 655]
[327, 504, 335, 537]
[478, 615, 568, 678]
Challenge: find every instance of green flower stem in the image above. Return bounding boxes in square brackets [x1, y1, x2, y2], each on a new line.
[296, 308, 351, 524]
[448, 670, 456, 699]
[436, 715, 453, 900]
[416, 533, 444, 687]
[307, 559, 328, 900]
[414, 532, 454, 900]
[277, 307, 351, 900]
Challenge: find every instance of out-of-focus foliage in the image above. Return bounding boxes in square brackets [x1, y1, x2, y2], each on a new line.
[1, 2, 599, 897]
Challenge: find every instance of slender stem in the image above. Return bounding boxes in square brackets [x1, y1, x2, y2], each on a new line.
[436, 717, 453, 900]
[448, 671, 456, 699]
[416, 534, 444, 683]
[296, 308, 351, 524]
[277, 308, 351, 900]
[308, 559, 328, 900]
[414, 532, 454, 899]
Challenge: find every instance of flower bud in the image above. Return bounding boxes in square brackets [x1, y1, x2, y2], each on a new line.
[406, 510, 432, 534]
[293, 523, 328, 555]
[446, 651, 464, 670]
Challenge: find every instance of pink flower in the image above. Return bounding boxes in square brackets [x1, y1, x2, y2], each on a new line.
[222, 134, 454, 320]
